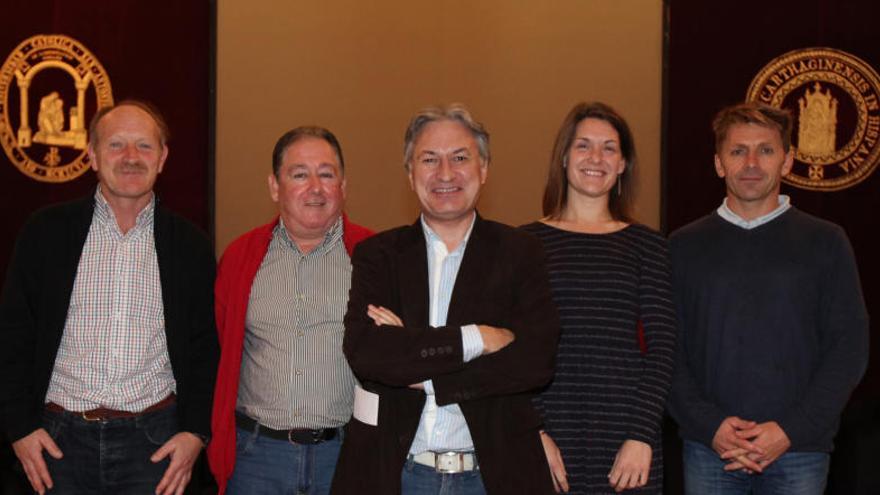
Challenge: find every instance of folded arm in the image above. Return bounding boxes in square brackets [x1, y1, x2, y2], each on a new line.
[431, 235, 560, 405]
[343, 240, 471, 386]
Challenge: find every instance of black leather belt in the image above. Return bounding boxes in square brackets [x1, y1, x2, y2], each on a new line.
[235, 412, 338, 444]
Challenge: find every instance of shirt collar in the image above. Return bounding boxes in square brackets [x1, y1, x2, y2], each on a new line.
[93, 186, 156, 235]
[276, 215, 343, 255]
[717, 194, 791, 229]
[420, 213, 476, 256]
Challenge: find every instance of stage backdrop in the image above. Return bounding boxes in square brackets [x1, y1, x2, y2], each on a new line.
[0, 2, 213, 493]
[665, 0, 879, 493]
[0, 0, 214, 285]
[215, 0, 664, 254]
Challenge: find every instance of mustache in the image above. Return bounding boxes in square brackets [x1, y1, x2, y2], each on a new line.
[736, 169, 766, 179]
[118, 161, 148, 173]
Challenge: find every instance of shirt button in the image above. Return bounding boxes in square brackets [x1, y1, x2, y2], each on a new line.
[420, 350, 428, 358]
[297, 331, 304, 338]
[295, 369, 303, 376]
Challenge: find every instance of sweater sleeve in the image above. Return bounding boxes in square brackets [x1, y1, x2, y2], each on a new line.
[778, 227, 869, 449]
[666, 233, 728, 447]
[0, 215, 45, 442]
[626, 231, 677, 444]
[168, 220, 219, 438]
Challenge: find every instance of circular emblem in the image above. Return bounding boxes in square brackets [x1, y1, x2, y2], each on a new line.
[746, 48, 880, 191]
[0, 34, 113, 183]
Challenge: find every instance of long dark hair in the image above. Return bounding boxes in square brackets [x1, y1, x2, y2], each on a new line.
[542, 102, 637, 222]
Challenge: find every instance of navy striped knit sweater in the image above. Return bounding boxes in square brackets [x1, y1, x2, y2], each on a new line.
[523, 222, 676, 494]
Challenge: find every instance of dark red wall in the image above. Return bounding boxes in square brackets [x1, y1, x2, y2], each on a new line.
[0, 3, 214, 492]
[664, 1, 880, 493]
[0, 0, 214, 283]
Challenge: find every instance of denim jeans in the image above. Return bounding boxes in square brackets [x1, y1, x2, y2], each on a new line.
[41, 403, 177, 494]
[226, 425, 342, 495]
[683, 439, 830, 495]
[400, 457, 486, 495]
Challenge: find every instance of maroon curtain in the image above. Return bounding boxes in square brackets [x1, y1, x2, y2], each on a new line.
[0, 0, 214, 284]
[0, 3, 213, 493]
[665, 1, 879, 493]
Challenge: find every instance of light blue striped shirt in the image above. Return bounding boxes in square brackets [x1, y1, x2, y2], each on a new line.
[409, 214, 484, 454]
[717, 195, 791, 229]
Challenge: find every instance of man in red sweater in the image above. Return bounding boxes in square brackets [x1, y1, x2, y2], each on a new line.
[207, 126, 371, 494]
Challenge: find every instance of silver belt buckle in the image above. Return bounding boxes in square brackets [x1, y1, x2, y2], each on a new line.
[435, 451, 465, 473]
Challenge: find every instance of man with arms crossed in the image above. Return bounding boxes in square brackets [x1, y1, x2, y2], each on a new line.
[668, 102, 869, 494]
[332, 104, 559, 494]
[208, 126, 371, 494]
[0, 100, 218, 494]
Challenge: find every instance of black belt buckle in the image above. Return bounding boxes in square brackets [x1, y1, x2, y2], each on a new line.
[235, 412, 338, 445]
[288, 427, 337, 444]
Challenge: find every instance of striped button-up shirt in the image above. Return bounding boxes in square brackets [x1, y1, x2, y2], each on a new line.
[236, 217, 356, 430]
[46, 188, 175, 412]
[409, 214, 483, 454]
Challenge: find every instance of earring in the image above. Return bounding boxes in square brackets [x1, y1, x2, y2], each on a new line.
[563, 157, 568, 168]
[617, 174, 622, 196]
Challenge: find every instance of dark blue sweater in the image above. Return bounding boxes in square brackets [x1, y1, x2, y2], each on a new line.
[667, 208, 868, 452]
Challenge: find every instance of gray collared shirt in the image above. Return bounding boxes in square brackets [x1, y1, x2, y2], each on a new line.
[717, 195, 791, 229]
[236, 217, 356, 429]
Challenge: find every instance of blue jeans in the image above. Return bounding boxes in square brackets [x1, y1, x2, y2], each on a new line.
[683, 439, 830, 495]
[400, 457, 486, 495]
[226, 425, 342, 495]
[41, 404, 177, 494]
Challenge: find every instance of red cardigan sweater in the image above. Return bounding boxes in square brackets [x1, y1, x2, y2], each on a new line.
[207, 215, 372, 494]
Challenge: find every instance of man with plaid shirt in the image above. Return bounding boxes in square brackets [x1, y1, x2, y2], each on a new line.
[0, 100, 218, 495]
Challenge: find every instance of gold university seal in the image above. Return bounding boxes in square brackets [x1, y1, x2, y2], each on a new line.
[0, 34, 114, 183]
[747, 48, 880, 191]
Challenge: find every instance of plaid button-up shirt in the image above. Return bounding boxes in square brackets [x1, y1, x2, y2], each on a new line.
[45, 188, 175, 412]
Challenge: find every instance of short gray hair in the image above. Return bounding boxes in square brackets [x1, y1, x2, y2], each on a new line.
[403, 103, 490, 169]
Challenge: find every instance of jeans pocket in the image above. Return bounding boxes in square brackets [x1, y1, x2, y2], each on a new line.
[138, 408, 179, 446]
[235, 427, 258, 455]
[42, 411, 66, 441]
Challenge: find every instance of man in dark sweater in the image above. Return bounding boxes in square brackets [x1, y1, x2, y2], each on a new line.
[668, 102, 869, 494]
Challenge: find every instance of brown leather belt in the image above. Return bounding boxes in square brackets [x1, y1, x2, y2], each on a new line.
[45, 394, 176, 421]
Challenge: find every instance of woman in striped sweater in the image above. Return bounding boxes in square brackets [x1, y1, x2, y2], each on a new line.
[523, 102, 676, 494]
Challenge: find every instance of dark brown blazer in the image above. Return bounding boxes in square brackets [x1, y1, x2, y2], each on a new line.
[331, 215, 560, 494]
